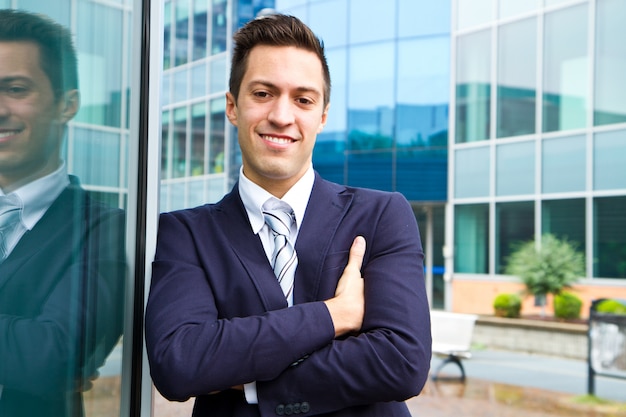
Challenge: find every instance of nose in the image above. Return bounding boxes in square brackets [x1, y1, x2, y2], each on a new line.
[267, 96, 295, 127]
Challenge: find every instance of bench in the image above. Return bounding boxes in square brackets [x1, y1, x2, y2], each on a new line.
[430, 310, 478, 381]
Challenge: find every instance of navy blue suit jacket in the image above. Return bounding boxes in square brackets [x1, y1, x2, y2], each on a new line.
[146, 173, 431, 416]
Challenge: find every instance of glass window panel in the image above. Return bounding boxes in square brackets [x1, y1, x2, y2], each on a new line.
[173, 107, 188, 178]
[545, 0, 571, 6]
[497, 18, 537, 138]
[496, 201, 535, 273]
[457, 0, 493, 30]
[162, 110, 171, 179]
[164, 1, 172, 69]
[191, 62, 207, 99]
[594, 196, 626, 278]
[397, 37, 450, 148]
[209, 98, 226, 174]
[162, 72, 171, 106]
[308, 0, 348, 48]
[496, 141, 535, 196]
[498, 0, 539, 19]
[175, 0, 190, 66]
[594, 129, 626, 190]
[455, 30, 491, 143]
[399, 0, 450, 37]
[209, 55, 227, 92]
[346, 151, 393, 191]
[397, 149, 448, 202]
[0, 5, 132, 416]
[72, 128, 122, 188]
[348, 0, 395, 43]
[211, 0, 227, 55]
[454, 204, 489, 273]
[348, 43, 394, 151]
[75, 3, 124, 128]
[191, 103, 206, 176]
[454, 146, 490, 198]
[192, 0, 207, 60]
[173, 67, 188, 103]
[542, 199, 585, 253]
[17, 0, 70, 26]
[542, 4, 588, 133]
[594, 0, 626, 125]
[542, 135, 585, 193]
[187, 177, 206, 208]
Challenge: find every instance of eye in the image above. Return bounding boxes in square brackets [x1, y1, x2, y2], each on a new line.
[253, 91, 270, 98]
[1, 85, 30, 97]
[296, 97, 313, 105]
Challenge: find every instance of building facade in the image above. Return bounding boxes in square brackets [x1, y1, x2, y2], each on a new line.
[448, 0, 626, 315]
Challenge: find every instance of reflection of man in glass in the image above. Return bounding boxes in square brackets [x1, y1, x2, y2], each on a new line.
[0, 9, 126, 417]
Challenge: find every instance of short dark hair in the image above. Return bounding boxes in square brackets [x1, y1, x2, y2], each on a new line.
[0, 9, 78, 99]
[229, 13, 331, 108]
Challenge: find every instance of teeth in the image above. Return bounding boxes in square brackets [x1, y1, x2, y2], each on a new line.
[264, 135, 292, 144]
[0, 131, 20, 138]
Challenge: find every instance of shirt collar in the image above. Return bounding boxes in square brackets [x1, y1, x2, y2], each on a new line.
[0, 163, 70, 230]
[239, 165, 314, 235]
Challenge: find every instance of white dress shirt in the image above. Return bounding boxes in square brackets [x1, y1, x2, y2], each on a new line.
[237, 165, 315, 403]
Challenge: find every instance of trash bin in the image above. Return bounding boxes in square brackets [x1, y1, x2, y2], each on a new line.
[587, 298, 626, 396]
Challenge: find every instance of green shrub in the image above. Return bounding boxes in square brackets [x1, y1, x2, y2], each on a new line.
[596, 299, 626, 315]
[493, 293, 522, 318]
[505, 234, 585, 300]
[553, 292, 583, 320]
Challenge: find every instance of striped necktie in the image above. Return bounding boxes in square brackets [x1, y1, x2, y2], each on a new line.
[0, 195, 22, 263]
[263, 207, 297, 301]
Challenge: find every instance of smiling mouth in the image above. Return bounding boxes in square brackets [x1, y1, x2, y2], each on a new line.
[262, 134, 295, 144]
[0, 130, 22, 139]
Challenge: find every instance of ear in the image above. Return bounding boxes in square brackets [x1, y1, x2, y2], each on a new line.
[57, 89, 80, 124]
[317, 103, 330, 134]
[225, 92, 238, 127]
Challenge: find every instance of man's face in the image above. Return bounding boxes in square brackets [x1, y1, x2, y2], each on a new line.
[0, 41, 78, 191]
[226, 45, 328, 197]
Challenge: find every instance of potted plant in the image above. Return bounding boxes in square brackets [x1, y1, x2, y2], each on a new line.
[504, 234, 585, 317]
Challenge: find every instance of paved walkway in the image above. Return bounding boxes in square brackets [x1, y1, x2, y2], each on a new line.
[151, 348, 626, 417]
[404, 349, 626, 417]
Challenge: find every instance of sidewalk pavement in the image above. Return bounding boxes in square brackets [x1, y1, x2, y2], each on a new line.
[405, 349, 626, 416]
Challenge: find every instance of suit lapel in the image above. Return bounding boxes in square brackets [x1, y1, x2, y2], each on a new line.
[216, 188, 289, 311]
[294, 174, 353, 304]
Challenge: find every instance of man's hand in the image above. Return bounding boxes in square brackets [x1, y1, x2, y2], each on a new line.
[324, 236, 366, 337]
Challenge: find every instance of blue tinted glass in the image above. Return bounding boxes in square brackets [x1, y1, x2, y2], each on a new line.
[209, 55, 227, 92]
[594, 0, 626, 125]
[349, 0, 395, 43]
[496, 201, 534, 273]
[308, 0, 348, 48]
[398, 0, 450, 37]
[346, 151, 393, 191]
[397, 149, 448, 201]
[594, 129, 626, 190]
[456, 30, 491, 143]
[542, 135, 585, 193]
[348, 43, 394, 150]
[594, 196, 626, 278]
[0, 5, 131, 415]
[72, 128, 122, 187]
[191, 62, 207, 99]
[173, 68, 188, 103]
[455, 146, 490, 198]
[455, 204, 489, 273]
[496, 141, 535, 196]
[497, 18, 537, 138]
[397, 37, 450, 147]
[543, 4, 588, 132]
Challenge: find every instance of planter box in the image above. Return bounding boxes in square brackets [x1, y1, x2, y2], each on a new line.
[472, 315, 588, 360]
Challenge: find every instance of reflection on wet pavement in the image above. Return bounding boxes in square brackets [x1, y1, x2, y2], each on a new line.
[406, 378, 626, 417]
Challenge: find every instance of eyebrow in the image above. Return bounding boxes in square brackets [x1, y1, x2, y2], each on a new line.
[0, 76, 34, 84]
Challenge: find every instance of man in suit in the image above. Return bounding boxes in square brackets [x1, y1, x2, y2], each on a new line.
[0, 9, 126, 416]
[146, 13, 431, 417]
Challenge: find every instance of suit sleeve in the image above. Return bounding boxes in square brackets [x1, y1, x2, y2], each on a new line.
[256, 192, 432, 416]
[145, 212, 337, 401]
